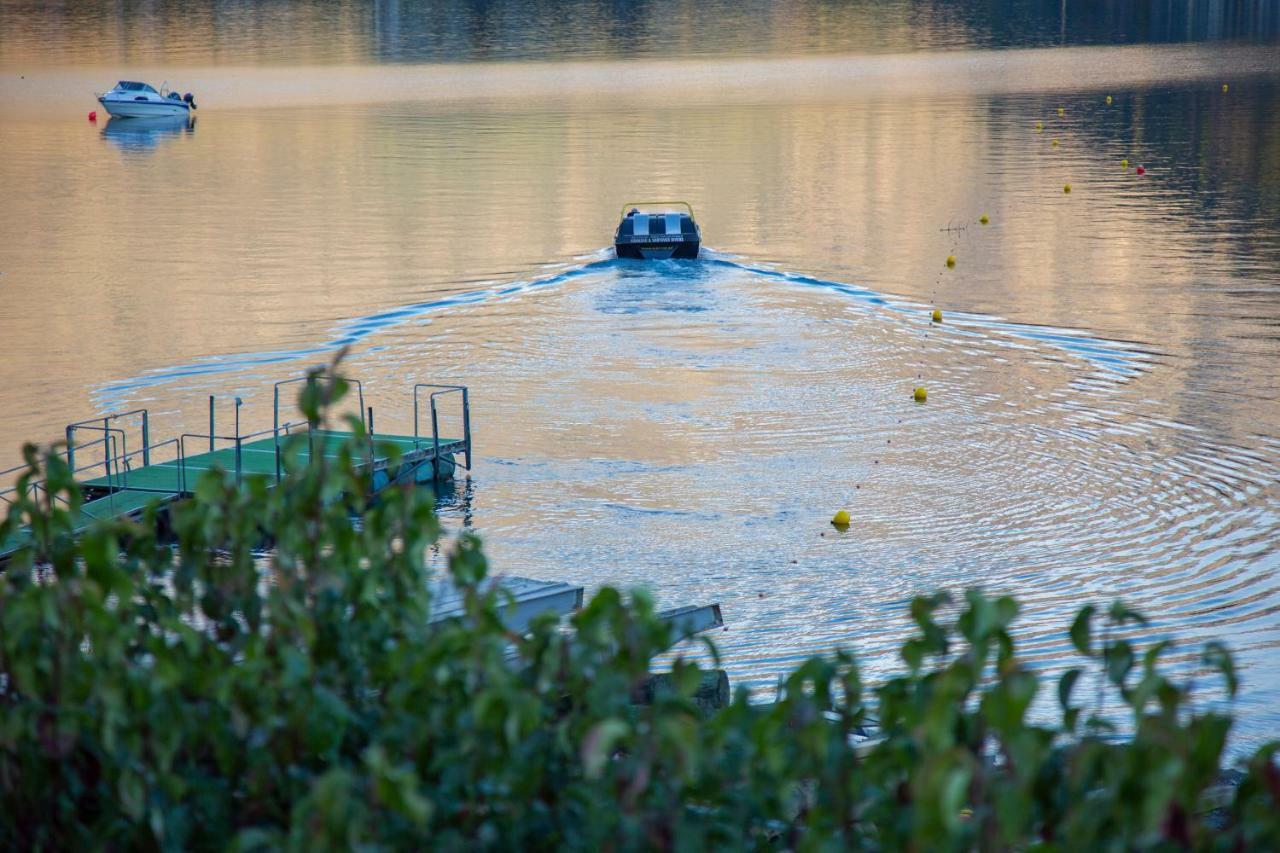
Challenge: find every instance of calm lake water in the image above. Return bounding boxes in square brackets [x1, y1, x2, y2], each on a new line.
[1, 2, 1278, 748]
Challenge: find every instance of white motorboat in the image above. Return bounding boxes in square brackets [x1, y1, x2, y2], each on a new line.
[96, 81, 197, 119]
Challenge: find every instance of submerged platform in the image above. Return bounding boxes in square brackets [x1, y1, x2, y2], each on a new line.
[0, 377, 471, 561]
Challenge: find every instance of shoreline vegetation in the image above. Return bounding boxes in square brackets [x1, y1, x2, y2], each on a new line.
[2, 364, 1278, 849]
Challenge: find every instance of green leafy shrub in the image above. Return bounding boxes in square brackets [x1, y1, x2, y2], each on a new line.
[1, 366, 1278, 850]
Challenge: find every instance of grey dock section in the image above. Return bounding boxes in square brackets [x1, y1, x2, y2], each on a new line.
[428, 574, 723, 640]
[428, 573, 726, 700]
[429, 575, 586, 631]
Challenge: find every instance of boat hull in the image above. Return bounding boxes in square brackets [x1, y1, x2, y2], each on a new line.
[98, 98, 190, 119]
[615, 240, 700, 260]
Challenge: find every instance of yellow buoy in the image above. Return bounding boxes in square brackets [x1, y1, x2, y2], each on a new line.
[1222, 83, 1229, 93]
[979, 214, 989, 225]
[1057, 107, 1064, 116]
[1106, 95, 1113, 105]
[832, 509, 851, 527]
[945, 255, 956, 268]
[1051, 138, 1059, 147]
[1121, 158, 1129, 169]
[1063, 183, 1072, 193]
[932, 309, 942, 323]
[913, 386, 928, 402]
[1035, 121, 1043, 132]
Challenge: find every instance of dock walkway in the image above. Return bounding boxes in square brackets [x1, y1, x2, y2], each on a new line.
[1, 377, 470, 561]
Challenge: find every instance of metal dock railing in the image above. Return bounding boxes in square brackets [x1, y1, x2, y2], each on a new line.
[0, 374, 472, 561]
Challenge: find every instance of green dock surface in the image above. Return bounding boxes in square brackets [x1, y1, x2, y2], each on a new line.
[2, 430, 463, 560]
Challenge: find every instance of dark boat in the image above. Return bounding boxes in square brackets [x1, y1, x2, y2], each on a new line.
[614, 201, 701, 259]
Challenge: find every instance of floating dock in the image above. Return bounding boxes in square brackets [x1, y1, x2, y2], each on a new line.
[1, 377, 471, 561]
[429, 573, 724, 639]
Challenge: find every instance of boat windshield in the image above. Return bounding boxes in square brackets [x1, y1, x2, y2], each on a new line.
[116, 81, 157, 93]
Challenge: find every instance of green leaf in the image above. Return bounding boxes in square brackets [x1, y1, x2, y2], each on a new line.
[1105, 640, 1134, 687]
[993, 596, 1019, 630]
[1058, 667, 1082, 710]
[118, 769, 146, 821]
[1070, 604, 1096, 657]
[581, 719, 629, 779]
[911, 592, 950, 637]
[909, 592, 950, 658]
[940, 766, 972, 831]
[901, 638, 926, 671]
[1201, 641, 1238, 699]
[1107, 600, 1148, 627]
[1063, 707, 1080, 733]
[1084, 714, 1117, 734]
[365, 746, 433, 825]
[1142, 639, 1174, 676]
[982, 668, 1038, 733]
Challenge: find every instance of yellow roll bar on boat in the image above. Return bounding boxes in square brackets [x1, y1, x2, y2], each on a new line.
[620, 201, 696, 218]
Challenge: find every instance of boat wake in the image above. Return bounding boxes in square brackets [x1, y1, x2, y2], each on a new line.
[92, 251, 616, 406]
[703, 253, 1159, 385]
[92, 250, 1157, 408]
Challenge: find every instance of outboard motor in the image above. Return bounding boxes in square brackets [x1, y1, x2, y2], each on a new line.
[183, 92, 197, 110]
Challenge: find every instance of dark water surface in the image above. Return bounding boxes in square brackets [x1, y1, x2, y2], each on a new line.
[1, 2, 1278, 749]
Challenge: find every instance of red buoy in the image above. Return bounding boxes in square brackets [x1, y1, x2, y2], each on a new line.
[1136, 165, 1146, 175]
[88, 110, 97, 121]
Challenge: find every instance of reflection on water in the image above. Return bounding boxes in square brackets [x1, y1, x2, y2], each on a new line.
[0, 1, 1278, 750]
[101, 115, 196, 153]
[426, 474, 475, 531]
[9, 45, 1280, 118]
[2, 0, 1276, 66]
